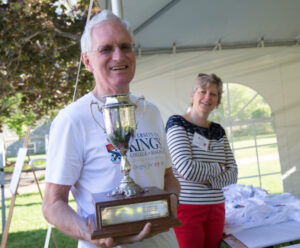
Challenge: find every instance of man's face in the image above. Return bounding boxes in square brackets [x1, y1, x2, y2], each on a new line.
[84, 20, 136, 94]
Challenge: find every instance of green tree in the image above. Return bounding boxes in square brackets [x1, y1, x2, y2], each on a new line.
[2, 93, 36, 138]
[251, 104, 271, 119]
[0, 0, 96, 134]
[210, 83, 273, 137]
[212, 83, 272, 122]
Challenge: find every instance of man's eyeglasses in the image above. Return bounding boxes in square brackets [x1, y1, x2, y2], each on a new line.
[90, 43, 134, 55]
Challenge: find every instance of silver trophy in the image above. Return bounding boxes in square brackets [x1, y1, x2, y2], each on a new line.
[90, 94, 146, 197]
[89, 94, 182, 240]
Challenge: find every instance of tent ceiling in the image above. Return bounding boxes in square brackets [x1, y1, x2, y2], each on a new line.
[100, 0, 300, 53]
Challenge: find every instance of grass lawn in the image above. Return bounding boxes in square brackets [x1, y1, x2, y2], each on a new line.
[0, 192, 77, 248]
[232, 134, 283, 194]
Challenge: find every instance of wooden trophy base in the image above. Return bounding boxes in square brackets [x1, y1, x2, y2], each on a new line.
[91, 187, 181, 239]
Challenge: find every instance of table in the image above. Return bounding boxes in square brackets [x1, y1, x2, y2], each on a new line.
[224, 221, 300, 248]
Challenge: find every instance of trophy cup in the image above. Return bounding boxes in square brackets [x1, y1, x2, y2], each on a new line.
[90, 94, 181, 239]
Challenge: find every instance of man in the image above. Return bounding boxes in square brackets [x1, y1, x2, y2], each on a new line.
[42, 9, 180, 248]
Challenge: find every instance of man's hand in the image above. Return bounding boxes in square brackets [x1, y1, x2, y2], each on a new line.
[88, 222, 169, 248]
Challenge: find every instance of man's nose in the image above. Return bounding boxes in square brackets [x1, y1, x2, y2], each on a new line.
[112, 47, 123, 60]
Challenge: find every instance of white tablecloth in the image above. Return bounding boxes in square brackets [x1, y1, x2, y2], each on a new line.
[232, 221, 300, 248]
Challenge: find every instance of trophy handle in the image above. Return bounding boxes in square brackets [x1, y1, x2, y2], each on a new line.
[90, 101, 106, 133]
[136, 96, 146, 128]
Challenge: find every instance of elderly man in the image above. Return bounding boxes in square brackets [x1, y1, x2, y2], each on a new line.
[42, 9, 180, 248]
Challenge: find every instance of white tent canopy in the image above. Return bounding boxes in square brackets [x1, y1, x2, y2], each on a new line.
[101, 0, 300, 52]
[99, 0, 300, 197]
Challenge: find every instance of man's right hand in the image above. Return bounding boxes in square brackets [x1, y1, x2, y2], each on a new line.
[88, 220, 172, 248]
[88, 222, 159, 248]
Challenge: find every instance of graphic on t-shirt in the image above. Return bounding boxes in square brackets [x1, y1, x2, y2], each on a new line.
[129, 132, 163, 155]
[129, 132, 165, 170]
[106, 132, 166, 169]
[106, 144, 121, 163]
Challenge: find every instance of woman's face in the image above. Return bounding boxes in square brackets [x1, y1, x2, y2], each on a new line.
[191, 83, 219, 115]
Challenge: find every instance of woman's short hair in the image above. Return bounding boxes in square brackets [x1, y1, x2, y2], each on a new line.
[192, 73, 223, 105]
[80, 9, 134, 53]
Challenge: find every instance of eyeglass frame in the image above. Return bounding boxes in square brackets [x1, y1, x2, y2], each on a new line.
[88, 42, 135, 56]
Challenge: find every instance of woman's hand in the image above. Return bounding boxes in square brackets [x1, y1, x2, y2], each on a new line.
[219, 163, 226, 172]
[176, 171, 184, 178]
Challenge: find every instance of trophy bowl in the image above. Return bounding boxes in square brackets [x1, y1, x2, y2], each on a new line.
[90, 94, 181, 239]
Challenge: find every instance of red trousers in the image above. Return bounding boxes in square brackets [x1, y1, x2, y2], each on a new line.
[174, 203, 225, 248]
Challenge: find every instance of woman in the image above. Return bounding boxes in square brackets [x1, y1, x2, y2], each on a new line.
[166, 73, 238, 248]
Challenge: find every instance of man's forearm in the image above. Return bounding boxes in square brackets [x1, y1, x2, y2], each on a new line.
[43, 199, 90, 241]
[42, 183, 90, 242]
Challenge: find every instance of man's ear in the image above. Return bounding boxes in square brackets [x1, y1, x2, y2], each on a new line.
[81, 53, 94, 72]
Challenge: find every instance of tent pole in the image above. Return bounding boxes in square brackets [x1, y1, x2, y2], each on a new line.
[111, 0, 123, 18]
[0, 133, 6, 233]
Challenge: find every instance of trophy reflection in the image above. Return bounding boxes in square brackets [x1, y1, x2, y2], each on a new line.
[90, 94, 181, 239]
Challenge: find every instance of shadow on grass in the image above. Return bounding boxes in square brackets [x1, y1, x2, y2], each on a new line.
[1, 228, 77, 248]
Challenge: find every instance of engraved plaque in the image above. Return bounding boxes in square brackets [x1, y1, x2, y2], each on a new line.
[91, 187, 181, 239]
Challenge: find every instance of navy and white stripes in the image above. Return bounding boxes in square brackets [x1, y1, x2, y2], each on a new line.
[166, 115, 238, 205]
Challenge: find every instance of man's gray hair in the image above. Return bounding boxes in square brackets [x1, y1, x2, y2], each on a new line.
[80, 9, 134, 53]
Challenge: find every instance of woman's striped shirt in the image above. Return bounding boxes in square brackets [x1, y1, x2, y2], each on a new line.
[166, 115, 238, 205]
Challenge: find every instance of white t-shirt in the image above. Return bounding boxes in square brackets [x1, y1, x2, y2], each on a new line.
[46, 92, 178, 248]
